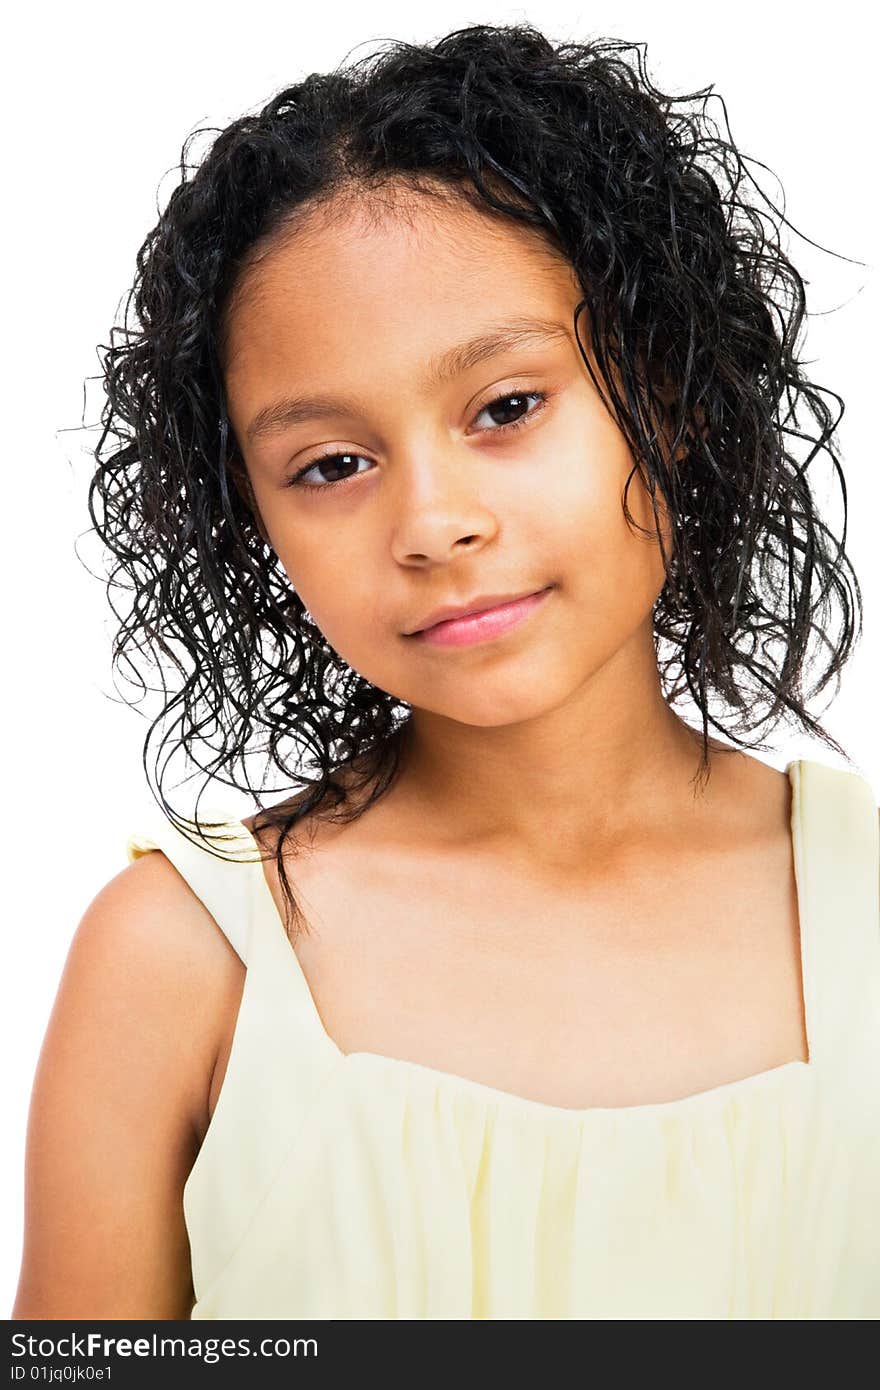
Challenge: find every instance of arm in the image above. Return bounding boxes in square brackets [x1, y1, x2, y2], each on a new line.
[11, 848, 245, 1319]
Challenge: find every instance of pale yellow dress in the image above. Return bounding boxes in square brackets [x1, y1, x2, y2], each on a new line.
[125, 757, 880, 1319]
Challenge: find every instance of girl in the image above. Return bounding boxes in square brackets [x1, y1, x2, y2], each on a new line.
[14, 23, 879, 1320]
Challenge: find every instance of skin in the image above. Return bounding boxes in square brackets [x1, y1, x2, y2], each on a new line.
[217, 182, 806, 1095]
[223, 181, 748, 855]
[13, 179, 808, 1319]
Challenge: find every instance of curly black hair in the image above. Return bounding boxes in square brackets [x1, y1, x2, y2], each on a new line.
[86, 21, 864, 938]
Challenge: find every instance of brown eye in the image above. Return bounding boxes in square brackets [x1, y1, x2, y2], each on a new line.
[285, 452, 373, 491]
[472, 390, 546, 432]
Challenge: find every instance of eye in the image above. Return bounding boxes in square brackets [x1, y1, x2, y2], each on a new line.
[284, 451, 373, 491]
[283, 388, 550, 492]
[470, 389, 547, 434]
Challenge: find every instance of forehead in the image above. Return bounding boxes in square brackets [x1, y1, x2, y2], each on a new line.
[221, 185, 581, 379]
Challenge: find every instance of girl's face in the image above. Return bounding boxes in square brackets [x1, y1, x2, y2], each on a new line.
[223, 187, 672, 728]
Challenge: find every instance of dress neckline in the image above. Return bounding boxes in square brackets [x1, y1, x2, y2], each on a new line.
[233, 758, 814, 1120]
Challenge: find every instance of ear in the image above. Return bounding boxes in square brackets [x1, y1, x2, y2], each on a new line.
[227, 457, 273, 548]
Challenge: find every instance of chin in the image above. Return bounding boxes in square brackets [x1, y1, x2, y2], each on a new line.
[428, 688, 564, 728]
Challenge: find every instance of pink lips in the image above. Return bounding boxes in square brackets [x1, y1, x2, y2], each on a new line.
[413, 586, 553, 648]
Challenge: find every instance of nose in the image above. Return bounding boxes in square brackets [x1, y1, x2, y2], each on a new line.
[388, 445, 499, 565]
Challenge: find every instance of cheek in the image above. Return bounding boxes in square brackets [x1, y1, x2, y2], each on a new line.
[544, 454, 667, 609]
[533, 448, 626, 557]
[272, 532, 377, 646]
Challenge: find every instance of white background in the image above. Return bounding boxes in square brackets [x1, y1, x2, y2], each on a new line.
[1, 1, 876, 1312]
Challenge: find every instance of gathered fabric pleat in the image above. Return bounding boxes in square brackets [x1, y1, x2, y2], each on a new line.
[180, 1053, 880, 1319]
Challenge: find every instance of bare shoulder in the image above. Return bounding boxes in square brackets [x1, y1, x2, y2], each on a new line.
[695, 746, 794, 845]
[12, 849, 244, 1320]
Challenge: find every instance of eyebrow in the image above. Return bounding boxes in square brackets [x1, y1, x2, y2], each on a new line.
[243, 315, 571, 446]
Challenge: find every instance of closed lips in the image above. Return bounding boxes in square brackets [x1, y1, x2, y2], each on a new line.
[408, 588, 549, 634]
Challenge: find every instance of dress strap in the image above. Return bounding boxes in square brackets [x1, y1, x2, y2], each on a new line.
[791, 757, 880, 1073]
[125, 805, 260, 965]
[124, 805, 344, 1301]
[124, 801, 342, 1067]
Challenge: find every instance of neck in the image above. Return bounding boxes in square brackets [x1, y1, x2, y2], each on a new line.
[393, 623, 737, 868]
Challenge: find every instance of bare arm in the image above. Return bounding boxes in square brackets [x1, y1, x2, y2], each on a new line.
[11, 849, 245, 1319]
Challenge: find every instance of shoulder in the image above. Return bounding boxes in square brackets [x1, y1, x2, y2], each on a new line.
[12, 851, 244, 1317]
[80, 848, 247, 1121]
[50, 839, 240, 982]
[50, 850, 246, 1156]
